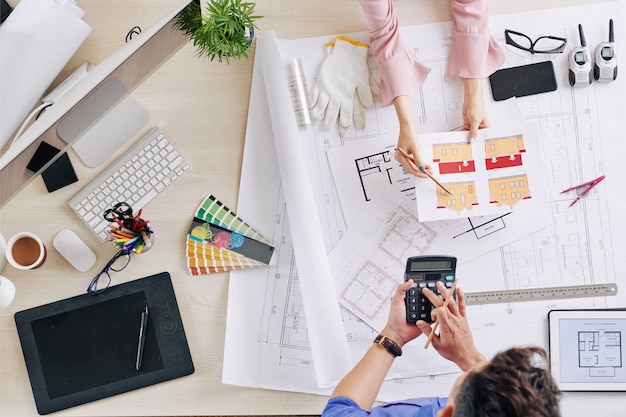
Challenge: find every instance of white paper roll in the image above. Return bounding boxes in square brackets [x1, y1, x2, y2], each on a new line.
[256, 32, 352, 387]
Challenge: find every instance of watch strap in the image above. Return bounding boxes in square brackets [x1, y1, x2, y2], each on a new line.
[374, 334, 402, 357]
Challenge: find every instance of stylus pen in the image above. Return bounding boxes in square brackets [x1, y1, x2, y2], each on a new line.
[136, 304, 149, 371]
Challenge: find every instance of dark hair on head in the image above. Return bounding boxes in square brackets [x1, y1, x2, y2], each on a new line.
[452, 347, 561, 417]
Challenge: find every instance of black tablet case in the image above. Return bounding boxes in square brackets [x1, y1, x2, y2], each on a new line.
[14, 272, 194, 415]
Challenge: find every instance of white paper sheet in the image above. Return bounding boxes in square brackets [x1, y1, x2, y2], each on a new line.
[327, 145, 546, 332]
[226, 2, 626, 412]
[0, 0, 91, 149]
[413, 124, 545, 222]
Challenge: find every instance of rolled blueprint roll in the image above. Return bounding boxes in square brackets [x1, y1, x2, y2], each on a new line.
[0, 0, 91, 149]
[255, 32, 352, 387]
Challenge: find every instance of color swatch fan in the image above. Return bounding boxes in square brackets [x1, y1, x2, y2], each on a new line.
[186, 195, 274, 275]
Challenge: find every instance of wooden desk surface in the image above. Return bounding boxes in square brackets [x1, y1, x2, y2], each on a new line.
[0, 0, 613, 416]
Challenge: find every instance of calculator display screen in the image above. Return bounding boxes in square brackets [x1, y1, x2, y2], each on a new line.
[410, 260, 452, 271]
[408, 273, 425, 281]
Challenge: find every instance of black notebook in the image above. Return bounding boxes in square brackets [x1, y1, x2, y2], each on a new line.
[15, 272, 194, 415]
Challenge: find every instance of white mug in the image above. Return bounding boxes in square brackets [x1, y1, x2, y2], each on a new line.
[5, 232, 47, 270]
[0, 275, 16, 310]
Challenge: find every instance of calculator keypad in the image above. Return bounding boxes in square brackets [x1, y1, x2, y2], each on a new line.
[405, 276, 455, 323]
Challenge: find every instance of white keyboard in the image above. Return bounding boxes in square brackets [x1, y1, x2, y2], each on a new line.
[68, 127, 191, 241]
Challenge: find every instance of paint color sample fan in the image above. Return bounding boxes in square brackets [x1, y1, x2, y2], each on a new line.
[186, 195, 274, 275]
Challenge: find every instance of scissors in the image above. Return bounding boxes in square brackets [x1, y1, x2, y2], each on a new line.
[561, 175, 606, 207]
[103, 202, 141, 230]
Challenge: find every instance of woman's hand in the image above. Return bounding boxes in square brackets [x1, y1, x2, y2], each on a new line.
[462, 78, 490, 142]
[393, 96, 431, 178]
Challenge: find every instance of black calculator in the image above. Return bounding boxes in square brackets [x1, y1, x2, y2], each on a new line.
[404, 255, 457, 323]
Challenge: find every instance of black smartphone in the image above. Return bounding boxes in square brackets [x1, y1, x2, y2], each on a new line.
[489, 61, 558, 101]
[404, 255, 457, 323]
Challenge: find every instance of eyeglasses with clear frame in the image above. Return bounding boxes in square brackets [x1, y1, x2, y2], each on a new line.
[87, 248, 132, 295]
[505, 29, 567, 54]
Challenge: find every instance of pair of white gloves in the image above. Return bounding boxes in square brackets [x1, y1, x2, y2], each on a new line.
[309, 36, 380, 135]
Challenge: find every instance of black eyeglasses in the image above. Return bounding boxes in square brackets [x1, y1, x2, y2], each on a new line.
[87, 248, 132, 295]
[505, 29, 567, 54]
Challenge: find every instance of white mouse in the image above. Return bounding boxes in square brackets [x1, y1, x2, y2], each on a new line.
[53, 229, 96, 272]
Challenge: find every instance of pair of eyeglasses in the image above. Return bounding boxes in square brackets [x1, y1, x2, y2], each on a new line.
[505, 29, 567, 54]
[87, 248, 132, 295]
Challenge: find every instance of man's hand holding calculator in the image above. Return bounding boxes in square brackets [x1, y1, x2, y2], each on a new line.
[415, 282, 486, 372]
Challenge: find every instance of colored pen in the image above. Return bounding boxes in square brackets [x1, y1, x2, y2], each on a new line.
[136, 304, 149, 371]
[397, 147, 453, 195]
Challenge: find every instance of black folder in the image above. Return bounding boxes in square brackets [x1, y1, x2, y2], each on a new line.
[14, 272, 194, 415]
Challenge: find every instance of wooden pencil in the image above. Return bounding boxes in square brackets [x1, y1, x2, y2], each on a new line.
[424, 280, 458, 349]
[396, 147, 452, 195]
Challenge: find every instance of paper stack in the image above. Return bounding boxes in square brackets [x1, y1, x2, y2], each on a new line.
[185, 194, 274, 275]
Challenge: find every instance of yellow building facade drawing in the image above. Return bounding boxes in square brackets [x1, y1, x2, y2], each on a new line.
[488, 174, 530, 208]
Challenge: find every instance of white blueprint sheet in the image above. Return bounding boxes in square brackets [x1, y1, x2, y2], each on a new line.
[224, 0, 626, 408]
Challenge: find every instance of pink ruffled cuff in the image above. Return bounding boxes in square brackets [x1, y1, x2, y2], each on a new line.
[377, 50, 430, 106]
[447, 30, 505, 79]
[447, 0, 505, 78]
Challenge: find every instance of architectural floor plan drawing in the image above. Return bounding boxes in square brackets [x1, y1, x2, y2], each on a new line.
[578, 330, 622, 375]
[556, 315, 626, 385]
[225, 1, 626, 403]
[327, 184, 545, 332]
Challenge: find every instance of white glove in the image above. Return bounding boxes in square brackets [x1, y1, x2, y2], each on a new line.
[310, 36, 374, 135]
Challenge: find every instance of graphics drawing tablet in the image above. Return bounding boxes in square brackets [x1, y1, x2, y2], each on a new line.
[14, 272, 194, 414]
[548, 309, 626, 392]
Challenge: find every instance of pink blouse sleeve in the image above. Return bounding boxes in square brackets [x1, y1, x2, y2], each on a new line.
[447, 0, 505, 78]
[358, 0, 430, 106]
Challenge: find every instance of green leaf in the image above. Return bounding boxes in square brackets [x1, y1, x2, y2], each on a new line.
[174, 0, 263, 63]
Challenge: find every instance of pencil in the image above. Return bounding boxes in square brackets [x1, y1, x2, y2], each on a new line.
[424, 280, 458, 349]
[396, 147, 452, 195]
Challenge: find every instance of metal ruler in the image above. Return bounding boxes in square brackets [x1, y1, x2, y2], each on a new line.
[464, 283, 618, 305]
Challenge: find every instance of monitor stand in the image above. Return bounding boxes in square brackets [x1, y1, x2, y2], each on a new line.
[57, 78, 148, 168]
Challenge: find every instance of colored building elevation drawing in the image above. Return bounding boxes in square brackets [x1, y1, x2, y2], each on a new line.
[415, 123, 544, 221]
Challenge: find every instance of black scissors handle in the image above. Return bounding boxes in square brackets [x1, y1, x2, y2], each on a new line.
[103, 202, 133, 222]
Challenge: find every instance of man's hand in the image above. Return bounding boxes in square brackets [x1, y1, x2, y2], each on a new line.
[380, 280, 423, 347]
[415, 282, 485, 371]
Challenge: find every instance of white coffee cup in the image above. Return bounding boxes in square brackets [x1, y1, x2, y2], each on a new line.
[0, 275, 16, 310]
[5, 232, 47, 270]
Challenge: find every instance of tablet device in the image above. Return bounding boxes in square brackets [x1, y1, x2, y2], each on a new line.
[15, 272, 194, 414]
[548, 309, 626, 391]
[489, 61, 558, 101]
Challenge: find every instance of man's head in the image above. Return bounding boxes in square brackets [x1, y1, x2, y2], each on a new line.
[440, 347, 561, 417]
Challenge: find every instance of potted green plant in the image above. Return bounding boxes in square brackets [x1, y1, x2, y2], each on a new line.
[175, 0, 262, 63]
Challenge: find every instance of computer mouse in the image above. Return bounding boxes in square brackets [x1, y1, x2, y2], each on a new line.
[52, 229, 96, 272]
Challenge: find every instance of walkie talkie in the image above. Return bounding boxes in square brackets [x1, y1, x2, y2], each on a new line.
[569, 24, 593, 87]
[594, 19, 618, 82]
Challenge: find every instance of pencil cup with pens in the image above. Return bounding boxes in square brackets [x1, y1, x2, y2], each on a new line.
[87, 203, 155, 295]
[104, 202, 155, 253]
